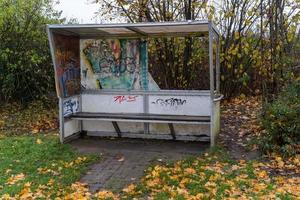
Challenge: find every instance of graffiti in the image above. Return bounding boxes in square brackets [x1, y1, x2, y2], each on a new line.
[80, 39, 162, 91]
[114, 95, 138, 104]
[60, 67, 81, 97]
[83, 47, 137, 76]
[63, 98, 79, 116]
[54, 33, 80, 98]
[152, 98, 187, 107]
[81, 39, 141, 90]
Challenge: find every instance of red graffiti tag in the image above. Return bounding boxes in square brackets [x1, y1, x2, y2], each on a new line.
[114, 95, 138, 103]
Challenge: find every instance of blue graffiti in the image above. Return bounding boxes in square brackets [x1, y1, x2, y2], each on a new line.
[63, 98, 79, 116]
[59, 60, 81, 97]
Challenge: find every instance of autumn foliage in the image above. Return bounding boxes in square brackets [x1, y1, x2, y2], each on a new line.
[97, 0, 300, 99]
[260, 80, 300, 156]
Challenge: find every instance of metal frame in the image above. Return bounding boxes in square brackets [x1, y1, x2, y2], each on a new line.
[47, 20, 221, 146]
[47, 20, 218, 39]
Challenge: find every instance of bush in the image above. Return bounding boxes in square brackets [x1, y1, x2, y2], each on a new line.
[0, 0, 62, 102]
[260, 80, 300, 156]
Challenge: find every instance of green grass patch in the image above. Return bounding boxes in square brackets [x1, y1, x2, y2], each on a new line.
[0, 135, 98, 197]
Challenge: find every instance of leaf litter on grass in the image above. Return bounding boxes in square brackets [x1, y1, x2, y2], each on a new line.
[1, 97, 300, 199]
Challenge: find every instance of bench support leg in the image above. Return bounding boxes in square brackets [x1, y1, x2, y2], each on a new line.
[168, 123, 176, 140]
[112, 121, 122, 137]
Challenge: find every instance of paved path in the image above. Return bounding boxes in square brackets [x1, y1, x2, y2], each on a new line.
[70, 137, 208, 192]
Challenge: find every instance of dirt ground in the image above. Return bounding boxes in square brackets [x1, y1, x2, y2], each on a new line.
[218, 96, 262, 160]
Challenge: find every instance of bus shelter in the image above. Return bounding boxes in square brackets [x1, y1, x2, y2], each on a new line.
[47, 20, 222, 146]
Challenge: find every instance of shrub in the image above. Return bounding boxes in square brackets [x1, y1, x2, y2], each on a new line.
[0, 0, 62, 102]
[260, 80, 300, 156]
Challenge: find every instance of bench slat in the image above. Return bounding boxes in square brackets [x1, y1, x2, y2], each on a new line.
[68, 112, 210, 124]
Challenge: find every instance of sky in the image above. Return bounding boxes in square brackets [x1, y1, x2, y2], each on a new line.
[54, 0, 99, 23]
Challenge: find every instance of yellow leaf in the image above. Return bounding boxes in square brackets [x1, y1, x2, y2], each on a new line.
[36, 139, 43, 144]
[231, 165, 240, 171]
[24, 182, 31, 187]
[122, 184, 136, 194]
[204, 181, 217, 188]
[95, 190, 116, 199]
[31, 129, 39, 134]
[6, 173, 25, 185]
[257, 170, 268, 179]
[184, 168, 196, 175]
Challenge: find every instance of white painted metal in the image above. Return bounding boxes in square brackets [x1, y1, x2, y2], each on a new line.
[47, 21, 211, 38]
[81, 93, 210, 116]
[117, 122, 144, 134]
[82, 121, 115, 132]
[59, 98, 64, 143]
[149, 123, 170, 135]
[212, 100, 221, 139]
[149, 123, 210, 136]
[87, 131, 210, 142]
[81, 94, 144, 113]
[64, 119, 80, 138]
[209, 23, 216, 147]
[173, 124, 210, 136]
[148, 95, 211, 116]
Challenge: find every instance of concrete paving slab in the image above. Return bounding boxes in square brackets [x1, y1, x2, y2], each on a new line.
[70, 137, 209, 192]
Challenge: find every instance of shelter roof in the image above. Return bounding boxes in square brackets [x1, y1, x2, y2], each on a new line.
[48, 20, 219, 38]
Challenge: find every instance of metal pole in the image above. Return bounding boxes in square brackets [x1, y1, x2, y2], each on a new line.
[59, 98, 65, 143]
[46, 26, 61, 98]
[208, 22, 215, 147]
[216, 33, 220, 94]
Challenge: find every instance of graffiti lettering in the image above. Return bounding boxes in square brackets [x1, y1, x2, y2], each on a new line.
[152, 98, 187, 107]
[63, 98, 79, 116]
[83, 41, 138, 76]
[54, 34, 80, 98]
[81, 39, 150, 90]
[114, 95, 138, 104]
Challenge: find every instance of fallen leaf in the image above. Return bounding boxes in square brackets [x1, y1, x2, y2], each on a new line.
[6, 173, 25, 185]
[36, 138, 43, 144]
[31, 129, 39, 134]
[116, 155, 125, 162]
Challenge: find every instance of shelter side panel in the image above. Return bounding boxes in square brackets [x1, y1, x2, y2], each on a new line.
[64, 120, 80, 138]
[148, 95, 211, 116]
[52, 33, 80, 98]
[81, 94, 144, 113]
[212, 100, 221, 137]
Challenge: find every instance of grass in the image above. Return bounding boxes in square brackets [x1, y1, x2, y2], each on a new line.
[0, 138, 298, 200]
[0, 99, 299, 199]
[0, 135, 98, 198]
[116, 147, 299, 200]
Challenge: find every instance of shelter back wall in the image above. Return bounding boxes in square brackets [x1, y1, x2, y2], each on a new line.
[80, 39, 159, 91]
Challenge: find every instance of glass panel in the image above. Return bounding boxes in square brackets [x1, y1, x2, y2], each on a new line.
[212, 31, 219, 93]
[147, 36, 210, 90]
